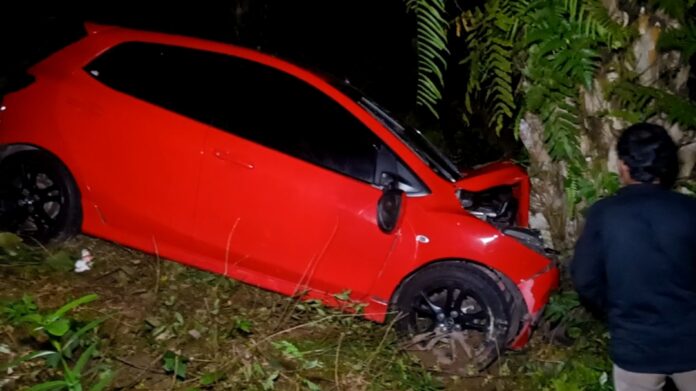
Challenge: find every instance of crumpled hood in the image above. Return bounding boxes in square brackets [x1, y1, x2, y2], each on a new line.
[457, 161, 529, 190]
[456, 160, 531, 227]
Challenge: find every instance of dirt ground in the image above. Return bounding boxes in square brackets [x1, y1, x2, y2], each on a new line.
[0, 235, 549, 390]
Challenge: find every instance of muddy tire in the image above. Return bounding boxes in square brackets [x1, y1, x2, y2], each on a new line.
[0, 151, 81, 244]
[390, 261, 517, 373]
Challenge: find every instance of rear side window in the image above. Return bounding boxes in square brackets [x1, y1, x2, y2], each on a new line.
[85, 42, 381, 183]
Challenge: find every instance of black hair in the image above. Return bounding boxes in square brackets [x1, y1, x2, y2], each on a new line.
[616, 123, 679, 187]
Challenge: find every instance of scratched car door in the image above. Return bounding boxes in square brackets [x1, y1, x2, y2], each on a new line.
[73, 42, 208, 258]
[192, 52, 397, 298]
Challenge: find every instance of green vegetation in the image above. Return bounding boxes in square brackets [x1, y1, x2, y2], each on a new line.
[408, 0, 696, 208]
[0, 233, 615, 390]
[0, 292, 112, 391]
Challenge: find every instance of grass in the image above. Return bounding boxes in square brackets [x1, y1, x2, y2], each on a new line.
[0, 233, 613, 390]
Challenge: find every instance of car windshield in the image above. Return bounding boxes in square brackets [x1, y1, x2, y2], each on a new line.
[324, 78, 461, 181]
[357, 97, 461, 182]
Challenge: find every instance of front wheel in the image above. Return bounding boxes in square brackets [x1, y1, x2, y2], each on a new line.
[390, 262, 519, 373]
[0, 151, 82, 244]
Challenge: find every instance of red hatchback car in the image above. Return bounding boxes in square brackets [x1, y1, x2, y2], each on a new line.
[0, 23, 558, 368]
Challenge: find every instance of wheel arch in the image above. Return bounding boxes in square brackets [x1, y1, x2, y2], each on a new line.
[386, 257, 527, 343]
[0, 143, 43, 161]
[0, 144, 78, 184]
[1, 141, 82, 192]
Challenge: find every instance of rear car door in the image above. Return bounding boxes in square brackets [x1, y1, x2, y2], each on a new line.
[70, 43, 211, 260]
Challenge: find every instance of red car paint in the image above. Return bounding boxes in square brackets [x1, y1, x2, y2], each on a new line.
[0, 23, 558, 348]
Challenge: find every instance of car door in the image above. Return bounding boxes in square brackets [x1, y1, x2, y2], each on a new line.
[67, 42, 211, 259]
[192, 53, 403, 299]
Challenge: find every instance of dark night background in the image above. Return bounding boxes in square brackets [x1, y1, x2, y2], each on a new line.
[0, 1, 516, 166]
[0, 2, 415, 112]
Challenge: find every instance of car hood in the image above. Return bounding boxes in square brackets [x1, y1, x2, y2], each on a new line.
[456, 160, 529, 191]
[455, 160, 531, 227]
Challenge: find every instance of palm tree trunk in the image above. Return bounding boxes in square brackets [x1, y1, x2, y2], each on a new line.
[523, 3, 695, 254]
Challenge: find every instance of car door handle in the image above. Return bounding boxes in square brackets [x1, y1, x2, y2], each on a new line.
[212, 149, 255, 169]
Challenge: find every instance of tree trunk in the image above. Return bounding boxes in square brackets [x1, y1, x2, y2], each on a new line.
[519, 114, 572, 251]
[522, 3, 696, 254]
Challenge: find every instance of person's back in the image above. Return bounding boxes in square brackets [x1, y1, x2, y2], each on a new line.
[572, 123, 696, 391]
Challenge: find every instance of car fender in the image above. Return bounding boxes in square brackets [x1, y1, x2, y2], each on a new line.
[365, 210, 554, 322]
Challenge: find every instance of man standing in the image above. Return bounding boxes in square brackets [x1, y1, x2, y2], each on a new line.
[571, 123, 696, 391]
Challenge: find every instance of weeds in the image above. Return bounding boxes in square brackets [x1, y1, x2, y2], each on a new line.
[162, 350, 187, 379]
[1, 293, 113, 390]
[513, 289, 613, 391]
[0, 232, 44, 264]
[233, 317, 253, 335]
[1, 234, 619, 390]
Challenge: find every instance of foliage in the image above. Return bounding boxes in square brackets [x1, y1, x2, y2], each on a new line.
[1, 294, 38, 324]
[163, 351, 188, 379]
[410, 0, 696, 207]
[449, 0, 633, 144]
[0, 232, 44, 264]
[611, 80, 696, 128]
[456, 0, 516, 134]
[406, 0, 449, 117]
[650, 0, 696, 22]
[1, 294, 113, 391]
[0, 234, 446, 389]
[272, 340, 324, 370]
[522, 352, 613, 391]
[566, 164, 620, 211]
[0, 232, 78, 272]
[0, 233, 629, 390]
[332, 289, 368, 317]
[458, 0, 636, 204]
[659, 22, 696, 61]
[148, 310, 185, 342]
[234, 316, 253, 334]
[23, 345, 114, 391]
[413, 0, 630, 206]
[514, 289, 613, 391]
[544, 290, 582, 325]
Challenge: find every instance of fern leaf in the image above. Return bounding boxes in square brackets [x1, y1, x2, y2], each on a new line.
[408, 0, 449, 117]
[579, 0, 633, 48]
[610, 81, 696, 127]
[649, 0, 695, 22]
[458, 0, 517, 133]
[659, 23, 696, 62]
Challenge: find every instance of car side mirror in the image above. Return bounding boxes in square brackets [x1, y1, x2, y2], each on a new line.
[377, 174, 404, 234]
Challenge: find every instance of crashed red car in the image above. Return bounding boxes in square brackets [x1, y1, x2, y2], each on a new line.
[0, 23, 558, 368]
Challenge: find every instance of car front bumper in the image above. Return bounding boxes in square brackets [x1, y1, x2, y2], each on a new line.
[509, 260, 560, 349]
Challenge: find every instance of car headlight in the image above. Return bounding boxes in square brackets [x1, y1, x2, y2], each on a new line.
[502, 227, 549, 256]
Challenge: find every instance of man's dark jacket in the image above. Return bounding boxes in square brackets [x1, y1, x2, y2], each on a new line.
[571, 183, 696, 374]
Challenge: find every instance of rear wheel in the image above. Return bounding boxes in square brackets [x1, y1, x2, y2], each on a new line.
[390, 262, 519, 373]
[0, 151, 81, 244]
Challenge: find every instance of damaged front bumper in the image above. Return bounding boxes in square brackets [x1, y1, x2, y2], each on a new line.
[509, 255, 560, 349]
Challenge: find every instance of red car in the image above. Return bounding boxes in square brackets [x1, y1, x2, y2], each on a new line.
[0, 23, 558, 369]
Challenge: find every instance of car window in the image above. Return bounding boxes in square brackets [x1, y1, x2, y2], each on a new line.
[85, 42, 381, 184]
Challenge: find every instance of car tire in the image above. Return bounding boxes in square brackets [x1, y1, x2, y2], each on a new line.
[390, 261, 517, 373]
[0, 151, 81, 244]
